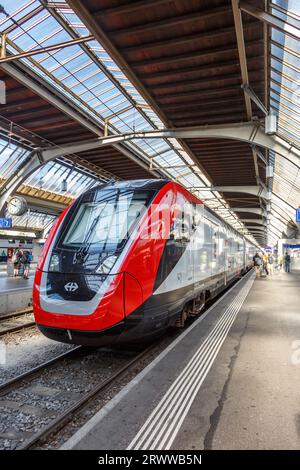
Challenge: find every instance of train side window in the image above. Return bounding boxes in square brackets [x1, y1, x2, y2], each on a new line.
[193, 203, 204, 227]
[170, 206, 193, 243]
[213, 231, 218, 260]
[154, 209, 189, 289]
[169, 218, 181, 242]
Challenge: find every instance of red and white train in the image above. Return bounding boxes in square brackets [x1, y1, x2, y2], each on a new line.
[33, 179, 256, 346]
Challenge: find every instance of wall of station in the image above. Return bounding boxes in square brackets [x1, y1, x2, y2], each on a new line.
[0, 238, 43, 265]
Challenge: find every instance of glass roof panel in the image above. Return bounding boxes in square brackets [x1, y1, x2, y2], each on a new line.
[267, 0, 300, 244]
[11, 211, 56, 231]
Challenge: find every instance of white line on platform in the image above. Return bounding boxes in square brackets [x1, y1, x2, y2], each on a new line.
[128, 274, 254, 450]
[61, 270, 254, 450]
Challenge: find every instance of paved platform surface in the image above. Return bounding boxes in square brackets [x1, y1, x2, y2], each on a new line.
[62, 269, 300, 450]
[0, 273, 34, 314]
[0, 272, 34, 292]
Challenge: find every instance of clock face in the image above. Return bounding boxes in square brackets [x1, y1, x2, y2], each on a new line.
[7, 196, 27, 216]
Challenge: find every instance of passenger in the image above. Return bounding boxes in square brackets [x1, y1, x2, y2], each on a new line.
[253, 252, 262, 278]
[267, 253, 274, 275]
[262, 252, 269, 276]
[21, 250, 31, 280]
[13, 249, 22, 277]
[284, 252, 291, 273]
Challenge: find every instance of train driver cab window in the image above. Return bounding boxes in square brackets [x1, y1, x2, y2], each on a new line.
[61, 189, 154, 251]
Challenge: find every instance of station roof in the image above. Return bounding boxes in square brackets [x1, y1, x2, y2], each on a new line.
[0, 0, 299, 245]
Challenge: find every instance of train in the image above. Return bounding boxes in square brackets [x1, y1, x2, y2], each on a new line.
[33, 179, 257, 346]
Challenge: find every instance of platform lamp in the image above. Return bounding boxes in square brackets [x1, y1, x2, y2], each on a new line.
[265, 114, 277, 135]
[61, 165, 75, 192]
[61, 178, 68, 192]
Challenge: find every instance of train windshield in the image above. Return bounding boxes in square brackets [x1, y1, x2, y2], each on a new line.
[58, 188, 154, 252]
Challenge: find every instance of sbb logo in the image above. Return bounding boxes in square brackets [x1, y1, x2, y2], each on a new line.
[64, 282, 79, 292]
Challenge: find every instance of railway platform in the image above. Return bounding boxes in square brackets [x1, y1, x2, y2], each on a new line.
[63, 269, 300, 450]
[0, 274, 33, 316]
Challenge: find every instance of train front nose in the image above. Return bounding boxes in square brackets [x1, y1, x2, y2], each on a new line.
[33, 268, 126, 345]
[46, 271, 110, 302]
[33, 184, 155, 345]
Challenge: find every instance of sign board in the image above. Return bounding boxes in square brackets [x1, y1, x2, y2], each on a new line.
[283, 244, 300, 249]
[0, 218, 12, 228]
[0, 229, 36, 238]
[296, 208, 300, 223]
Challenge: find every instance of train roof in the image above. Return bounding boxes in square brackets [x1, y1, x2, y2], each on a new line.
[91, 179, 170, 192]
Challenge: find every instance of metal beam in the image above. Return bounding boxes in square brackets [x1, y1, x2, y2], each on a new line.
[0, 35, 94, 63]
[231, 0, 252, 119]
[43, 0, 203, 185]
[139, 56, 264, 82]
[242, 84, 268, 116]
[36, 121, 300, 169]
[107, 5, 229, 36]
[123, 23, 257, 54]
[102, 0, 172, 15]
[217, 207, 266, 216]
[20, 194, 67, 216]
[200, 186, 268, 198]
[241, 219, 266, 225]
[244, 226, 266, 232]
[130, 41, 262, 69]
[240, 1, 300, 42]
[231, 0, 264, 219]
[0, 62, 160, 186]
[0, 62, 103, 138]
[65, 0, 215, 184]
[67, 0, 170, 126]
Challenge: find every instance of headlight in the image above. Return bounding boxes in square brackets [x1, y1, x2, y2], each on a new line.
[96, 255, 117, 274]
[49, 253, 60, 272]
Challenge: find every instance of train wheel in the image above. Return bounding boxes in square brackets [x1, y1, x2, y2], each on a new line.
[175, 307, 188, 328]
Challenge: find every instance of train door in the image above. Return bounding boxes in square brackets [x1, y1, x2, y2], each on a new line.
[218, 225, 226, 283]
[154, 194, 194, 294]
[243, 240, 247, 271]
[211, 221, 219, 277]
[178, 203, 193, 288]
[192, 203, 205, 285]
[224, 229, 229, 285]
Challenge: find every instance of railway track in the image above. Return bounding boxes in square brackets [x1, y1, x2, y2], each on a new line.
[0, 272, 252, 450]
[0, 342, 158, 450]
[0, 308, 35, 337]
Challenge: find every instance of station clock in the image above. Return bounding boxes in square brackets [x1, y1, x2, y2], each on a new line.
[7, 196, 28, 216]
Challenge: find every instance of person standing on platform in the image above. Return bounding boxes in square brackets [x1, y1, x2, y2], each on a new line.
[267, 253, 274, 275]
[13, 249, 22, 277]
[21, 250, 31, 279]
[284, 252, 291, 273]
[262, 252, 269, 276]
[253, 252, 262, 278]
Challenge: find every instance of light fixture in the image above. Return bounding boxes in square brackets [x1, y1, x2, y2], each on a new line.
[265, 115, 277, 135]
[61, 179, 68, 192]
[266, 165, 274, 178]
